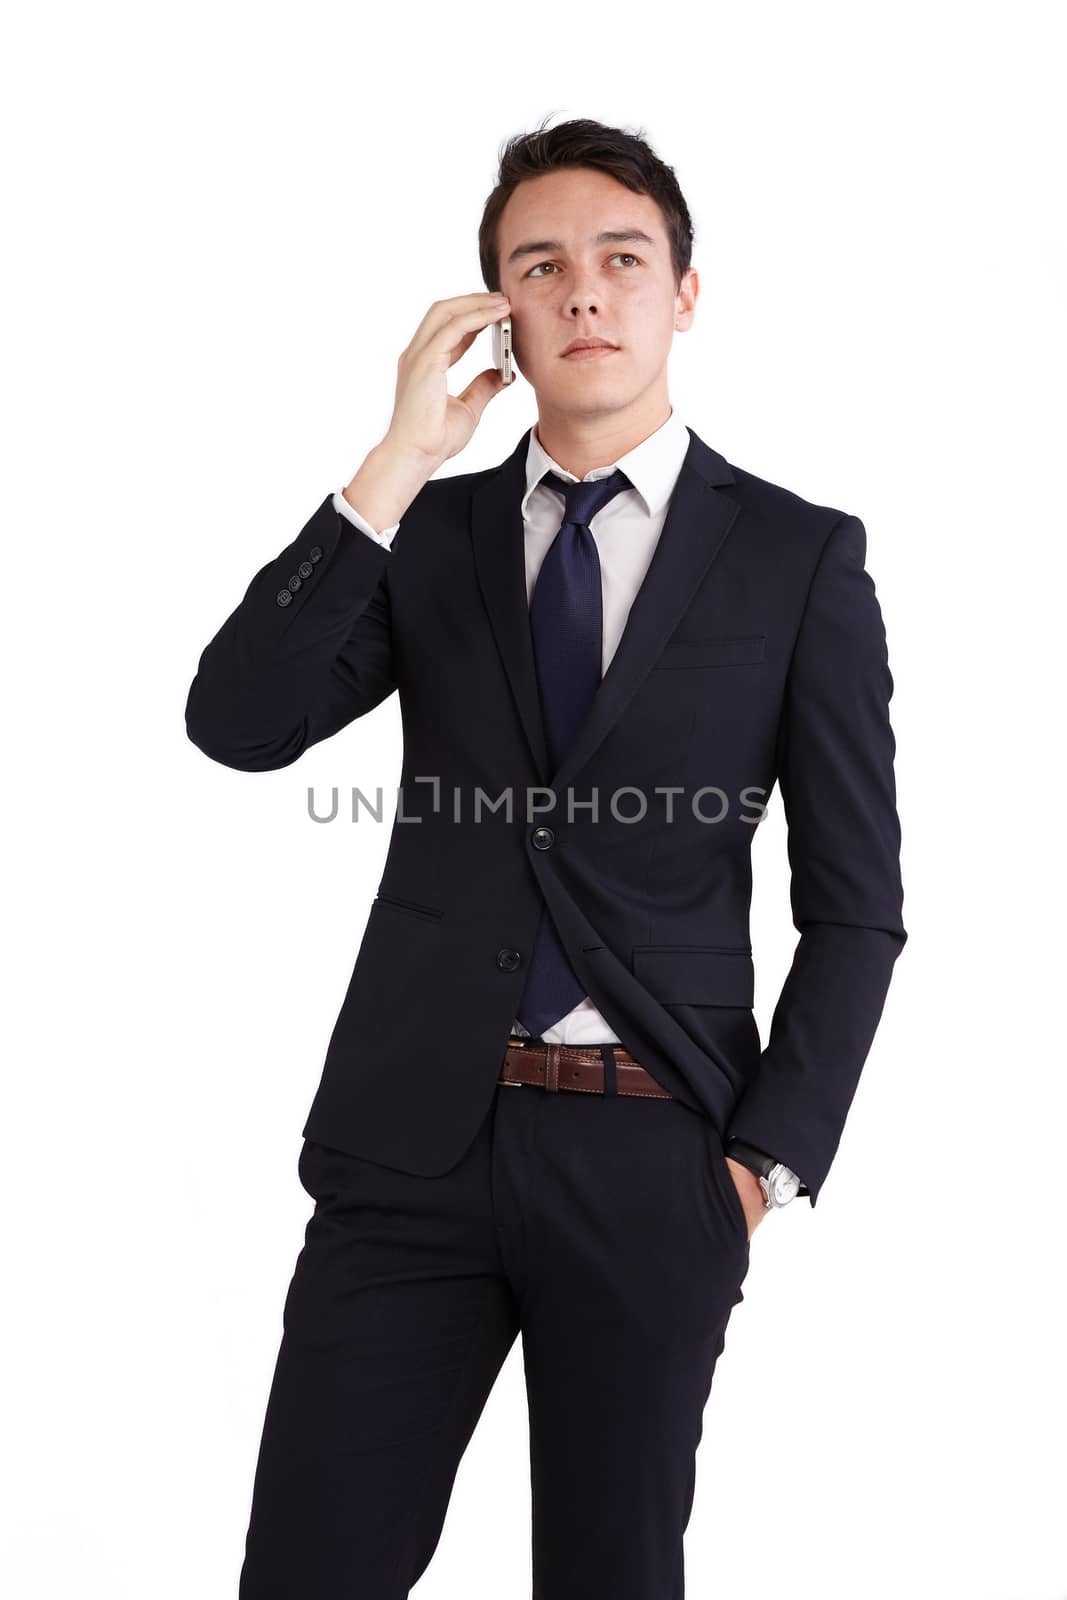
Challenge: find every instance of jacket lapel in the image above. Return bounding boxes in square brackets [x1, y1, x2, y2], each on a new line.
[470, 424, 741, 792]
[470, 428, 552, 782]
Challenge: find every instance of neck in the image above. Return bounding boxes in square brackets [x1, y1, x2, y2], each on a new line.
[534, 388, 672, 479]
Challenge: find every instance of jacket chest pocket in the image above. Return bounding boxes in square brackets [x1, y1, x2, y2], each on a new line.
[652, 634, 766, 670]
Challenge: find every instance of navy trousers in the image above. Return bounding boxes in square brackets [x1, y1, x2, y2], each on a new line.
[238, 1067, 751, 1599]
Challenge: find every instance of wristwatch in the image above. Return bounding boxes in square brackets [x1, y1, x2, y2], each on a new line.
[724, 1137, 804, 1209]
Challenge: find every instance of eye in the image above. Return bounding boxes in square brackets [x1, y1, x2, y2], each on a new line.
[525, 253, 642, 278]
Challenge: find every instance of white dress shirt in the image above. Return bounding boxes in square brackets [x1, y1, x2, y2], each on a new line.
[333, 407, 693, 1044]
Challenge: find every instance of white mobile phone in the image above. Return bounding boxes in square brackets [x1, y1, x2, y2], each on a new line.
[491, 314, 514, 384]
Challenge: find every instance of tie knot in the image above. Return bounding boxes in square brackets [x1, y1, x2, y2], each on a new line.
[542, 467, 632, 529]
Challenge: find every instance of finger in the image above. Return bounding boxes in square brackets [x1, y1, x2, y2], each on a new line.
[411, 292, 508, 339]
[409, 300, 510, 365]
[456, 366, 506, 422]
[407, 294, 506, 352]
[444, 325, 480, 371]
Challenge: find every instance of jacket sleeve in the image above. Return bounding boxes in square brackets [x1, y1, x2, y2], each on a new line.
[724, 512, 907, 1206]
[184, 492, 397, 771]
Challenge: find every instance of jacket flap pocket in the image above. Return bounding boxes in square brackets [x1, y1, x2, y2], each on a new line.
[632, 945, 754, 1006]
[654, 634, 766, 669]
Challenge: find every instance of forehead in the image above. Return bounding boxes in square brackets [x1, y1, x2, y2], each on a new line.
[498, 168, 666, 256]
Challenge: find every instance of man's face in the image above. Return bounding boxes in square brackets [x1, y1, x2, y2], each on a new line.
[495, 167, 697, 420]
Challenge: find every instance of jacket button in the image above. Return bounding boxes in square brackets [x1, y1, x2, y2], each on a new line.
[497, 948, 521, 971]
[287, 574, 302, 593]
[531, 826, 555, 849]
[298, 560, 314, 579]
[276, 588, 293, 607]
[309, 545, 323, 562]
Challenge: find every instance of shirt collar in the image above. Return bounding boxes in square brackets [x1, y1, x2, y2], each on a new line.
[520, 407, 690, 522]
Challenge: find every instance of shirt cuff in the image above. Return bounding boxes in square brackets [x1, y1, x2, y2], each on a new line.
[332, 488, 400, 550]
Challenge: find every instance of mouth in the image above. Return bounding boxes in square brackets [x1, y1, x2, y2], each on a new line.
[561, 343, 619, 362]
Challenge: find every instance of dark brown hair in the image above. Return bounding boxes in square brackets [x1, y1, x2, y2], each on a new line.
[478, 115, 695, 295]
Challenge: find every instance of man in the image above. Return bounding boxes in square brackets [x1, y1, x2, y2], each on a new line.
[186, 117, 906, 1599]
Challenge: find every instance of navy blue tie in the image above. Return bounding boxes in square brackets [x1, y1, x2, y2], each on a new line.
[515, 466, 632, 1037]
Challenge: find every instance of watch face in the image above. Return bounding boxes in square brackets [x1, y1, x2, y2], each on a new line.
[770, 1165, 800, 1205]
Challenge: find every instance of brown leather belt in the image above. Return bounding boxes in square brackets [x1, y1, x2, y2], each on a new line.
[498, 1037, 673, 1099]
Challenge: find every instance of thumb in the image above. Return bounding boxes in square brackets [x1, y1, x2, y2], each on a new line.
[459, 366, 507, 422]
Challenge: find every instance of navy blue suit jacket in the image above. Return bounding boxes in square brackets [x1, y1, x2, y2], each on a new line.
[185, 425, 907, 1206]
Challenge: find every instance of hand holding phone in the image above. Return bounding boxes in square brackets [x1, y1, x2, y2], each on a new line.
[382, 293, 512, 470]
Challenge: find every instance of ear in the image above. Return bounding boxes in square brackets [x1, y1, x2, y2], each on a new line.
[675, 266, 699, 332]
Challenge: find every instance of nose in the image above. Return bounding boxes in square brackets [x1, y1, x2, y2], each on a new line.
[567, 284, 600, 316]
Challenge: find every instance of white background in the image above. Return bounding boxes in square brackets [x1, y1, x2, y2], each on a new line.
[3, 3, 1064, 1596]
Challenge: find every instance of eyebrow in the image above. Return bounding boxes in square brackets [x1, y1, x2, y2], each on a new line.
[505, 228, 658, 266]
